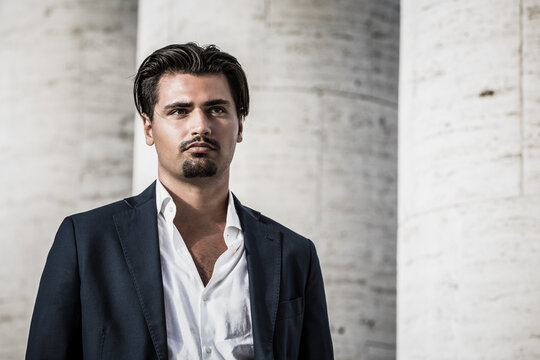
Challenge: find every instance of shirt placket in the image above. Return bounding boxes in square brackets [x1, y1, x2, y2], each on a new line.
[199, 285, 213, 358]
[199, 231, 237, 359]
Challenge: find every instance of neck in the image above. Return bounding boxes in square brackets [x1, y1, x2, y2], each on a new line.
[157, 169, 230, 223]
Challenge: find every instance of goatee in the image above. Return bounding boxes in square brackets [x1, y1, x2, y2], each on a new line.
[182, 158, 218, 178]
[179, 135, 220, 178]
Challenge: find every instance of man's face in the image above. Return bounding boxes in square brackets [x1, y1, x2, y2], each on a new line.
[143, 73, 243, 183]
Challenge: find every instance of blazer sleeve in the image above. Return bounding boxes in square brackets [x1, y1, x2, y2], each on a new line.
[299, 241, 334, 359]
[26, 217, 83, 360]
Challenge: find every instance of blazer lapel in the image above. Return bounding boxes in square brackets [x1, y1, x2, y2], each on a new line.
[114, 183, 168, 360]
[234, 195, 281, 360]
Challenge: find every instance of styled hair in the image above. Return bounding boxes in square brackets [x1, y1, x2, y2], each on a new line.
[133, 43, 249, 120]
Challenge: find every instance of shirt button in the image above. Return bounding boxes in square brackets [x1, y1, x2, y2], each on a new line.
[202, 293, 208, 301]
[205, 346, 212, 354]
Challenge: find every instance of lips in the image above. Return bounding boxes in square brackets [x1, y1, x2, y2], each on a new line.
[180, 136, 221, 153]
[183, 142, 216, 154]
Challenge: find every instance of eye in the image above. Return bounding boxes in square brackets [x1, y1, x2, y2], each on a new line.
[209, 106, 226, 115]
[169, 108, 189, 116]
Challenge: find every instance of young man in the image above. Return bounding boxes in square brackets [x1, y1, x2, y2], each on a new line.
[26, 43, 333, 360]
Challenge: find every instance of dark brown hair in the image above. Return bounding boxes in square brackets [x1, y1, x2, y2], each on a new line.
[133, 43, 249, 120]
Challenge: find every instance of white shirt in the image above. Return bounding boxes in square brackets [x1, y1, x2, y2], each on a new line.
[156, 181, 254, 360]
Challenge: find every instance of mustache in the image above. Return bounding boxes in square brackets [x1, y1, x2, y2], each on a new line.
[179, 136, 221, 152]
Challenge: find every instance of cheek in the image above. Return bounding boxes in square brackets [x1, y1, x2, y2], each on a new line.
[230, 123, 241, 141]
[226, 131, 240, 148]
[153, 127, 181, 156]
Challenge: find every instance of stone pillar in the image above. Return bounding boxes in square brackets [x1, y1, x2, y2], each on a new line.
[134, 0, 399, 358]
[0, 1, 137, 358]
[399, 1, 540, 358]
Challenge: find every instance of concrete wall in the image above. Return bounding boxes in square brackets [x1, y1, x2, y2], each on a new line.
[0, 1, 137, 358]
[398, 0, 540, 358]
[133, 0, 400, 358]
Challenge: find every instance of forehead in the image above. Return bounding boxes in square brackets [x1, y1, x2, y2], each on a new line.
[156, 73, 233, 105]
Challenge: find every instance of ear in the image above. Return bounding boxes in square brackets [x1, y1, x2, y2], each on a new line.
[236, 118, 243, 143]
[142, 113, 154, 146]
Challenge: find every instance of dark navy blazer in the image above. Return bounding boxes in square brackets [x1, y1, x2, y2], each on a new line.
[26, 182, 334, 359]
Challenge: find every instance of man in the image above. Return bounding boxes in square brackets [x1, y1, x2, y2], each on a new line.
[26, 43, 333, 360]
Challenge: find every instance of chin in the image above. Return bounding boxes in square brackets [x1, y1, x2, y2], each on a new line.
[182, 158, 218, 178]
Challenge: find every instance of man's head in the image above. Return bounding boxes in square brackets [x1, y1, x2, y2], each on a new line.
[134, 43, 249, 182]
[133, 43, 249, 121]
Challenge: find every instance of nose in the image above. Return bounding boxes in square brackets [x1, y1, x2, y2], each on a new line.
[190, 108, 211, 136]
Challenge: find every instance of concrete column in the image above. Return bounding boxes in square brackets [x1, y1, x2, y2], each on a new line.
[399, 1, 540, 358]
[134, 0, 399, 358]
[0, 1, 137, 358]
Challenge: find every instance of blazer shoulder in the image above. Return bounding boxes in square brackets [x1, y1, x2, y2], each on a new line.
[69, 182, 156, 225]
[69, 199, 130, 223]
[240, 202, 312, 249]
[263, 213, 309, 242]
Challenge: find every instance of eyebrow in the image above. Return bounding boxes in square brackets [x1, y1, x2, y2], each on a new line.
[163, 101, 193, 111]
[203, 99, 232, 107]
[163, 99, 232, 111]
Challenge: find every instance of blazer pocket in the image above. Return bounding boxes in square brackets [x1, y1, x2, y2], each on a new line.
[276, 296, 303, 321]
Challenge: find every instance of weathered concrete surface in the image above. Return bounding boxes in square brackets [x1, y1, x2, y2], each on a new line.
[524, 0, 540, 194]
[134, 0, 399, 358]
[399, 1, 540, 358]
[0, 1, 137, 358]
